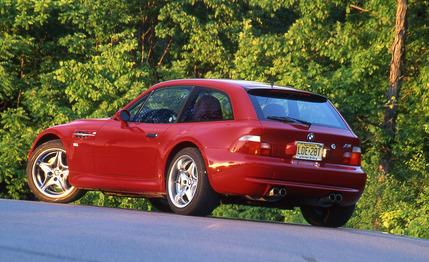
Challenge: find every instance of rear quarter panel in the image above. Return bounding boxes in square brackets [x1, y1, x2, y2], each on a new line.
[158, 120, 263, 193]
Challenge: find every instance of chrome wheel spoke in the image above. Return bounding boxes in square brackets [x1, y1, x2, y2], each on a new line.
[57, 151, 67, 169]
[175, 181, 181, 194]
[56, 178, 67, 192]
[190, 183, 197, 196]
[51, 151, 59, 166]
[186, 162, 195, 176]
[185, 187, 193, 201]
[174, 189, 186, 204]
[62, 170, 69, 180]
[41, 176, 55, 191]
[176, 158, 186, 171]
[38, 162, 53, 176]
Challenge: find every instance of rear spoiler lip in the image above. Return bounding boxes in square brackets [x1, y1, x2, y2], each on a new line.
[245, 87, 327, 102]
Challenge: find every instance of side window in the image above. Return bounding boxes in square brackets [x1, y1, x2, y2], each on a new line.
[135, 86, 192, 123]
[183, 88, 233, 122]
[128, 94, 149, 122]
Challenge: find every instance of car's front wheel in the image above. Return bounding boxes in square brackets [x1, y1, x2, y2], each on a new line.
[166, 147, 219, 216]
[27, 139, 84, 203]
[300, 204, 356, 228]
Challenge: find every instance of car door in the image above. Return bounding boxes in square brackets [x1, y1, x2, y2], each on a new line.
[92, 86, 194, 192]
[68, 122, 104, 182]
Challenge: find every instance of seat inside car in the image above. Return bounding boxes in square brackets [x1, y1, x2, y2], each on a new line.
[192, 95, 223, 121]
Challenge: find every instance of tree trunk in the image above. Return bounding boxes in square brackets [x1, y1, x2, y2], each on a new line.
[380, 0, 407, 174]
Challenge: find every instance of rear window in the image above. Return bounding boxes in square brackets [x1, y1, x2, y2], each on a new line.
[248, 89, 347, 129]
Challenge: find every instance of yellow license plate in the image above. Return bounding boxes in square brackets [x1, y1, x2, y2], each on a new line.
[294, 141, 324, 161]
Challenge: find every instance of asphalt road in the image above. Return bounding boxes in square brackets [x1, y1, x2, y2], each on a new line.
[1, 199, 428, 262]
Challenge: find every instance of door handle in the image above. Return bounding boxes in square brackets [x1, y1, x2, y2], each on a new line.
[74, 131, 96, 138]
[146, 133, 158, 138]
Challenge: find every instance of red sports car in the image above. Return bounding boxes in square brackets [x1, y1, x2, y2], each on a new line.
[27, 79, 366, 227]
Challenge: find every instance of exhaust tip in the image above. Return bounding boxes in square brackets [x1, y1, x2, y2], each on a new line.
[335, 193, 343, 202]
[268, 187, 286, 197]
[328, 193, 336, 202]
[273, 187, 279, 195]
[268, 187, 279, 197]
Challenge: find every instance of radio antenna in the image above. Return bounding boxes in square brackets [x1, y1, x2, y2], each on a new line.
[269, 76, 275, 88]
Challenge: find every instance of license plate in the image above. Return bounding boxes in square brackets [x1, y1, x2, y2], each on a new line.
[294, 141, 324, 161]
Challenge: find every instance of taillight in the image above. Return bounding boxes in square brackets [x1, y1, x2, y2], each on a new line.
[343, 146, 361, 166]
[260, 142, 272, 156]
[284, 143, 297, 158]
[230, 135, 272, 156]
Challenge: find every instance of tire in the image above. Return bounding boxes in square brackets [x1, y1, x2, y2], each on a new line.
[148, 198, 172, 213]
[166, 147, 219, 216]
[27, 139, 84, 203]
[300, 204, 356, 228]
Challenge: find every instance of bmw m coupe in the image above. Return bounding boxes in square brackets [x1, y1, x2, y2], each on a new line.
[27, 79, 366, 227]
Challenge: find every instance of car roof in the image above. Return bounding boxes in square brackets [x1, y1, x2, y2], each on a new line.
[152, 79, 326, 100]
[153, 78, 299, 91]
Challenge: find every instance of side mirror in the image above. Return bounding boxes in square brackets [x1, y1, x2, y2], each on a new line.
[118, 109, 130, 122]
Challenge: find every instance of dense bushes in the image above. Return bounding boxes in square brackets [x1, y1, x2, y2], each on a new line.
[0, 0, 428, 238]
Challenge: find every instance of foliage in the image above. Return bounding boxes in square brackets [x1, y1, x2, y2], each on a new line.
[0, 0, 428, 238]
[75, 191, 153, 211]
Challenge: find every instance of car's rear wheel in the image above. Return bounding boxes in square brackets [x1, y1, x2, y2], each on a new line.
[27, 139, 84, 203]
[300, 204, 356, 228]
[166, 147, 219, 216]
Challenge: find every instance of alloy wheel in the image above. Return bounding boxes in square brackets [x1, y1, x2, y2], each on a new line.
[31, 148, 74, 198]
[167, 155, 198, 208]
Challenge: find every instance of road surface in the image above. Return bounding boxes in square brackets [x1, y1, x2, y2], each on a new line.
[0, 199, 428, 262]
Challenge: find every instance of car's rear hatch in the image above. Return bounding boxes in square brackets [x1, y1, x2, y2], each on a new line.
[248, 88, 360, 166]
[260, 120, 359, 165]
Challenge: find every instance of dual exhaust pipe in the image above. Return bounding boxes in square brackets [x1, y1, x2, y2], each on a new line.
[325, 192, 343, 203]
[318, 192, 343, 206]
[266, 188, 342, 205]
[268, 187, 287, 197]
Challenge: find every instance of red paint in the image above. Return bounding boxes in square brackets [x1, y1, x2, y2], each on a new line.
[28, 79, 366, 206]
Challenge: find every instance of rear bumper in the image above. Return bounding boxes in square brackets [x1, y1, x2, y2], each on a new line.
[206, 149, 367, 206]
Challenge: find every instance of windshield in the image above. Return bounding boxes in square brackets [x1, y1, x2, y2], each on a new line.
[248, 89, 347, 129]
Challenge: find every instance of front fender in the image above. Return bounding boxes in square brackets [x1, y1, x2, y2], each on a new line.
[27, 127, 72, 160]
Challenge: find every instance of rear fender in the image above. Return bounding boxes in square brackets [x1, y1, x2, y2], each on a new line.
[160, 138, 209, 193]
